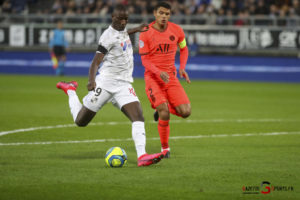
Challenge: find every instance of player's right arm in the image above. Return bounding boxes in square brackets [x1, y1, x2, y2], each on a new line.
[87, 52, 105, 91]
[87, 32, 111, 91]
[139, 33, 169, 83]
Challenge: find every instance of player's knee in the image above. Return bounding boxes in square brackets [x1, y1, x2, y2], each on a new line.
[181, 110, 191, 118]
[179, 107, 191, 118]
[156, 103, 170, 120]
[158, 110, 170, 120]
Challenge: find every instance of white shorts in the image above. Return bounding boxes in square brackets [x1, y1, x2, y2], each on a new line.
[83, 77, 140, 112]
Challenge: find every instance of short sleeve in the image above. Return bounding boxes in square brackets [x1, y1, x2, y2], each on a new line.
[139, 32, 149, 55]
[98, 31, 112, 52]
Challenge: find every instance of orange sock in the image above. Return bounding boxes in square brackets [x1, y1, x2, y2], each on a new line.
[158, 119, 170, 149]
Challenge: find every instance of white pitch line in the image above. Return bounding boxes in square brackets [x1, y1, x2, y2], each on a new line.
[0, 131, 300, 146]
[0, 118, 299, 137]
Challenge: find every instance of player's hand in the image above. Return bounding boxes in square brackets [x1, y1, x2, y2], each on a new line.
[179, 69, 191, 84]
[160, 71, 169, 83]
[138, 23, 149, 32]
[87, 81, 96, 91]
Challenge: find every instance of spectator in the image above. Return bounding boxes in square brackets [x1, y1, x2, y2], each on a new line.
[235, 9, 249, 26]
[211, 0, 222, 10]
[216, 8, 227, 25]
[52, 0, 62, 13]
[185, 0, 198, 14]
[292, 0, 300, 15]
[228, 0, 238, 15]
[287, 7, 297, 26]
[74, 0, 84, 7]
[1, 0, 12, 13]
[255, 0, 269, 15]
[11, 0, 27, 13]
[205, 4, 217, 24]
[225, 9, 233, 25]
[277, 8, 287, 26]
[2, 0, 300, 26]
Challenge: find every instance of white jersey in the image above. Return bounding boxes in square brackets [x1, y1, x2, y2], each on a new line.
[97, 25, 134, 83]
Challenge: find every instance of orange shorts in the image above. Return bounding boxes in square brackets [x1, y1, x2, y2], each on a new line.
[145, 72, 190, 109]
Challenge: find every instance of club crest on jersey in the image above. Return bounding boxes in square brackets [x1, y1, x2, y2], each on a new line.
[121, 40, 132, 51]
[169, 35, 175, 41]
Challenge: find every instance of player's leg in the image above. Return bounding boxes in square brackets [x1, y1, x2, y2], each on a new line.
[74, 106, 96, 127]
[79, 85, 113, 126]
[54, 46, 65, 76]
[156, 102, 171, 156]
[167, 76, 191, 118]
[113, 83, 164, 166]
[121, 101, 146, 158]
[174, 103, 191, 118]
[121, 102, 165, 166]
[57, 81, 96, 126]
[145, 76, 171, 157]
[57, 54, 66, 76]
[57, 81, 111, 127]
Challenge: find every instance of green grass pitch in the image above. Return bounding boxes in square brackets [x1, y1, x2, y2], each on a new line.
[0, 74, 299, 200]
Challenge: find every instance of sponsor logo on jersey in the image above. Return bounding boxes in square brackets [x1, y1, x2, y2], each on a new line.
[121, 40, 132, 51]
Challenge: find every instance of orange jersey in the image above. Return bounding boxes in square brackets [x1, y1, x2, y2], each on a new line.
[139, 21, 186, 73]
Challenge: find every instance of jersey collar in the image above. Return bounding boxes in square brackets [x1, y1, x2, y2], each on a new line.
[151, 21, 169, 33]
[109, 25, 127, 34]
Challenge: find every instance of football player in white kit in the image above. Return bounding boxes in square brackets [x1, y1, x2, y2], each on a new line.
[56, 4, 165, 166]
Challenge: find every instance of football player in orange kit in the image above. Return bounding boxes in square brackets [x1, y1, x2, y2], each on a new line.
[139, 1, 191, 158]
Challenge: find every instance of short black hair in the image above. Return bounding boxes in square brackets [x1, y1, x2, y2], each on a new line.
[154, 1, 171, 11]
[113, 4, 127, 14]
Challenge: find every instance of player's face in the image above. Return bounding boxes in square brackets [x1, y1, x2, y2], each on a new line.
[57, 21, 63, 29]
[112, 11, 129, 31]
[154, 7, 171, 26]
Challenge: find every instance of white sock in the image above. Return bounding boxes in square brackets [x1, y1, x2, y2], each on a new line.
[161, 147, 170, 152]
[132, 121, 146, 158]
[67, 90, 82, 122]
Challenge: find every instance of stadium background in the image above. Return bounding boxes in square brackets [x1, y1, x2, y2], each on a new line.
[1, 1, 300, 200]
[0, 0, 300, 82]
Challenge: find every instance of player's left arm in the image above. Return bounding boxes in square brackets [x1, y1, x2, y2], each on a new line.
[127, 23, 149, 35]
[178, 27, 191, 84]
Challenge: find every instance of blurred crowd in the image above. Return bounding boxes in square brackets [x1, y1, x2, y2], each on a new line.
[1, 0, 300, 24]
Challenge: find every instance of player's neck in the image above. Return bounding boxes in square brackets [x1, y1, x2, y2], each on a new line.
[153, 22, 168, 32]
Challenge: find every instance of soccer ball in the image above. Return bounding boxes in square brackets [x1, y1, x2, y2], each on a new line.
[105, 147, 127, 167]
